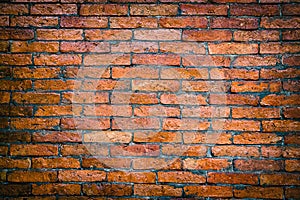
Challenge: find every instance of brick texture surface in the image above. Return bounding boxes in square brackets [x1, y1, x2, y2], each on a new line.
[0, 0, 299, 199]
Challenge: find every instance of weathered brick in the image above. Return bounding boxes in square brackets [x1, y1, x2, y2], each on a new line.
[209, 43, 258, 54]
[183, 158, 231, 170]
[31, 4, 77, 15]
[183, 30, 232, 41]
[61, 16, 108, 28]
[80, 4, 128, 16]
[37, 29, 83, 40]
[0, 4, 28, 15]
[58, 170, 106, 182]
[184, 186, 233, 197]
[32, 184, 81, 195]
[134, 184, 181, 196]
[181, 4, 228, 15]
[10, 144, 58, 156]
[234, 187, 283, 199]
[11, 16, 58, 27]
[231, 5, 279, 16]
[32, 158, 80, 168]
[11, 41, 59, 53]
[158, 171, 205, 183]
[211, 17, 258, 29]
[233, 133, 282, 144]
[8, 171, 57, 182]
[159, 17, 207, 28]
[108, 171, 156, 183]
[234, 159, 283, 171]
[261, 17, 300, 28]
[208, 172, 258, 184]
[130, 4, 178, 16]
[134, 29, 181, 41]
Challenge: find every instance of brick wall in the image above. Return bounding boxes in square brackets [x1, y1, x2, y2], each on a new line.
[0, 0, 299, 199]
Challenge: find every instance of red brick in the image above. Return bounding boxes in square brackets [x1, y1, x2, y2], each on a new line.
[211, 17, 258, 29]
[282, 4, 300, 15]
[184, 186, 233, 197]
[261, 68, 300, 79]
[82, 157, 130, 168]
[261, 173, 300, 185]
[213, 145, 259, 157]
[286, 187, 300, 198]
[233, 55, 279, 66]
[80, 4, 128, 16]
[283, 80, 300, 92]
[262, 120, 300, 132]
[108, 171, 155, 183]
[0, 54, 32, 65]
[208, 172, 258, 184]
[61, 144, 109, 156]
[83, 105, 131, 117]
[213, 0, 256, 3]
[234, 133, 282, 144]
[112, 42, 158, 53]
[210, 68, 259, 80]
[13, 67, 60, 79]
[134, 106, 180, 117]
[231, 81, 281, 93]
[111, 144, 159, 156]
[0, 158, 31, 169]
[183, 55, 231, 67]
[160, 68, 209, 79]
[134, 184, 181, 196]
[11, 16, 58, 27]
[110, 17, 157, 28]
[0, 28, 34, 40]
[286, 160, 300, 172]
[84, 54, 130, 65]
[10, 144, 58, 156]
[261, 94, 300, 106]
[130, 4, 178, 16]
[133, 158, 181, 170]
[80, 79, 130, 91]
[34, 54, 82, 66]
[12, 92, 60, 104]
[85, 30, 132, 40]
[133, 54, 180, 65]
[163, 118, 209, 131]
[261, 17, 300, 28]
[134, 29, 181, 41]
[32, 184, 81, 195]
[183, 132, 232, 144]
[111, 92, 158, 104]
[11, 118, 60, 130]
[134, 131, 182, 143]
[61, 118, 110, 130]
[0, 105, 33, 117]
[35, 105, 81, 116]
[61, 16, 107, 28]
[283, 30, 300, 40]
[83, 184, 132, 196]
[32, 158, 80, 168]
[112, 117, 160, 130]
[0, 4, 28, 15]
[8, 171, 57, 182]
[112, 67, 159, 79]
[183, 30, 232, 41]
[231, 5, 279, 16]
[209, 43, 258, 54]
[285, 134, 300, 145]
[183, 158, 231, 170]
[234, 30, 280, 42]
[159, 17, 207, 28]
[58, 170, 106, 182]
[260, 42, 300, 54]
[160, 42, 205, 54]
[37, 29, 83, 40]
[181, 4, 228, 15]
[234, 159, 283, 171]
[84, 131, 131, 143]
[162, 144, 207, 156]
[284, 147, 300, 158]
[11, 41, 59, 53]
[283, 107, 300, 118]
[31, 4, 77, 15]
[158, 171, 205, 183]
[63, 66, 110, 79]
[212, 119, 260, 131]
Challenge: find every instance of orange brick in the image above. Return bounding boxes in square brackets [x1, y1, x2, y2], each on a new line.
[231, 81, 281, 93]
[134, 29, 181, 41]
[261, 17, 300, 28]
[133, 54, 180, 65]
[61, 118, 110, 130]
[208, 172, 258, 184]
[210, 68, 259, 80]
[183, 55, 231, 67]
[32, 184, 81, 195]
[210, 94, 259, 105]
[134, 131, 182, 143]
[212, 119, 260, 131]
[163, 118, 210, 131]
[58, 170, 106, 182]
[11, 41, 59, 53]
[61, 42, 110, 53]
[0, 54, 32, 65]
[61, 16, 108, 28]
[158, 171, 205, 183]
[12, 92, 60, 104]
[0, 28, 34, 40]
[183, 30, 232, 41]
[0, 80, 32, 91]
[10, 118, 60, 130]
[283, 30, 300, 40]
[111, 42, 158, 53]
[183, 158, 231, 170]
[133, 158, 181, 170]
[161, 93, 207, 105]
[134, 184, 181, 196]
[184, 186, 233, 197]
[211, 17, 258, 29]
[234, 159, 283, 171]
[111, 92, 158, 104]
[110, 17, 157, 28]
[234, 133, 282, 144]
[84, 54, 130, 65]
[160, 68, 209, 79]
[283, 107, 300, 118]
[112, 117, 160, 130]
[130, 4, 178, 16]
[0, 3, 28, 14]
[260, 173, 300, 185]
[108, 171, 156, 183]
[134, 105, 180, 117]
[261, 94, 300, 106]
[162, 144, 207, 156]
[0, 41, 9, 52]
[159, 17, 207, 28]
[0, 158, 31, 169]
[209, 43, 258, 54]
[11, 16, 58, 27]
[234, 30, 280, 41]
[61, 144, 109, 156]
[181, 4, 228, 15]
[112, 67, 159, 79]
[34, 54, 82, 66]
[132, 80, 180, 92]
[13, 67, 60, 79]
[260, 42, 300, 54]
[261, 68, 300, 79]
[212, 145, 259, 157]
[234, 186, 283, 199]
[110, 144, 159, 156]
[32, 158, 80, 168]
[82, 157, 130, 169]
[85, 30, 132, 40]
[10, 144, 58, 156]
[183, 132, 232, 144]
[37, 29, 83, 40]
[0, 16, 8, 26]
[31, 4, 77, 15]
[285, 160, 300, 172]
[80, 4, 128, 16]
[8, 171, 57, 182]
[83, 184, 132, 196]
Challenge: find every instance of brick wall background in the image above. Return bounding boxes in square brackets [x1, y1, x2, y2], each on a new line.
[0, 0, 299, 199]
